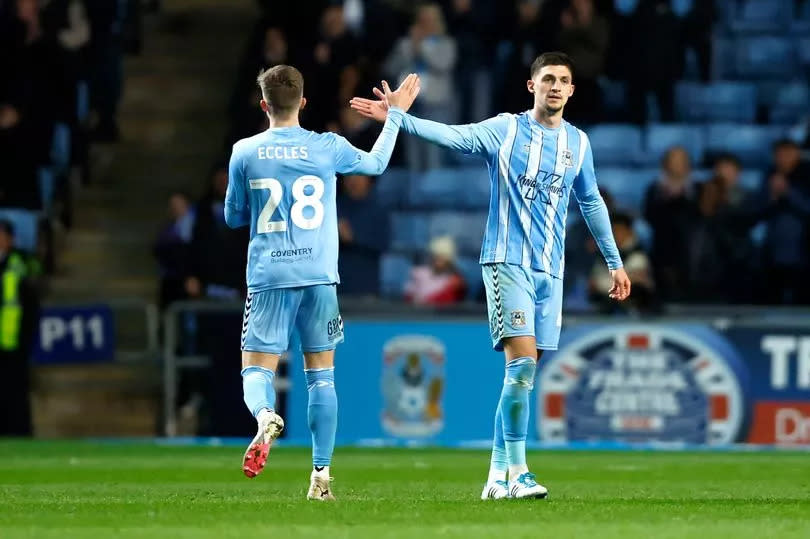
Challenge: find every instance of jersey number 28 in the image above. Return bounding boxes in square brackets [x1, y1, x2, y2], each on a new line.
[249, 175, 324, 233]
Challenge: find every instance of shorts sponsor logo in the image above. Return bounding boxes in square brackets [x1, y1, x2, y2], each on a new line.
[381, 335, 445, 438]
[537, 326, 745, 445]
[511, 310, 526, 328]
[327, 315, 343, 341]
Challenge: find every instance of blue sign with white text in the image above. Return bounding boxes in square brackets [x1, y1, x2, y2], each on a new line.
[34, 305, 115, 364]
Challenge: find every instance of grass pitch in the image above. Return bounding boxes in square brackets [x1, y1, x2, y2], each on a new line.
[0, 441, 809, 538]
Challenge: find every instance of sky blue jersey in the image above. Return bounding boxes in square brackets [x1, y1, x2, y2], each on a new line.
[225, 108, 404, 293]
[399, 111, 622, 278]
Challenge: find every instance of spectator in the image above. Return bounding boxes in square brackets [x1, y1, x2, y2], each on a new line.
[557, 0, 610, 124]
[711, 153, 748, 209]
[302, 5, 361, 132]
[404, 235, 466, 305]
[0, 219, 39, 437]
[686, 179, 740, 302]
[186, 165, 249, 301]
[385, 3, 457, 170]
[626, 0, 683, 123]
[756, 140, 810, 304]
[643, 147, 696, 301]
[337, 174, 389, 296]
[589, 211, 655, 312]
[153, 192, 195, 309]
[445, 0, 497, 124]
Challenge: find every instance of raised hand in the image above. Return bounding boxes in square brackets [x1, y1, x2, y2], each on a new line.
[350, 73, 420, 122]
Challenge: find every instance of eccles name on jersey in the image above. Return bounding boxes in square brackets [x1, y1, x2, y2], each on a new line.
[257, 146, 309, 160]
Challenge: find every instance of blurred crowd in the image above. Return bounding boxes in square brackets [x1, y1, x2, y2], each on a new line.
[158, 0, 810, 312]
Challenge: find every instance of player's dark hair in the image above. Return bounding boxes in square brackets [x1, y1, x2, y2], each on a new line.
[530, 52, 575, 80]
[256, 65, 304, 116]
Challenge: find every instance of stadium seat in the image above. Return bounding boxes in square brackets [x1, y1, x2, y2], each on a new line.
[711, 37, 736, 80]
[671, 0, 693, 17]
[675, 82, 757, 123]
[50, 123, 72, 174]
[704, 124, 786, 167]
[390, 212, 430, 253]
[614, 0, 639, 16]
[728, 0, 792, 33]
[379, 253, 412, 298]
[769, 83, 810, 124]
[586, 125, 643, 166]
[456, 256, 483, 301]
[38, 168, 56, 212]
[0, 209, 38, 251]
[408, 167, 490, 209]
[644, 124, 705, 166]
[461, 169, 491, 209]
[594, 168, 657, 214]
[374, 168, 410, 209]
[428, 212, 487, 256]
[633, 218, 653, 251]
[599, 79, 628, 119]
[799, 38, 810, 70]
[735, 37, 796, 79]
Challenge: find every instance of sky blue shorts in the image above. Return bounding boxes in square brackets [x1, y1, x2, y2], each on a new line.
[482, 263, 563, 352]
[241, 285, 344, 355]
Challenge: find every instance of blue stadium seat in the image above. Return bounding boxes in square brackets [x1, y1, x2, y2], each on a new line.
[769, 83, 810, 124]
[599, 79, 628, 115]
[728, 0, 792, 33]
[50, 123, 71, 173]
[77, 81, 90, 123]
[736, 37, 796, 79]
[705, 124, 786, 166]
[38, 168, 56, 212]
[374, 168, 410, 209]
[0, 209, 38, 251]
[461, 169, 491, 209]
[711, 37, 736, 80]
[675, 82, 757, 123]
[644, 124, 705, 166]
[456, 256, 483, 301]
[411, 167, 490, 209]
[671, 0, 693, 17]
[799, 38, 810, 69]
[390, 212, 430, 253]
[379, 253, 412, 298]
[595, 168, 658, 214]
[586, 125, 643, 166]
[428, 212, 487, 256]
[633, 218, 653, 251]
[614, 0, 639, 16]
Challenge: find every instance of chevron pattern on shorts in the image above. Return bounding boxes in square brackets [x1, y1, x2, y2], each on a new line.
[241, 293, 253, 350]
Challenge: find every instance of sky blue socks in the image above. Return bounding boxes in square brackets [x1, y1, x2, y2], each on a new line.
[241, 365, 276, 418]
[306, 368, 338, 468]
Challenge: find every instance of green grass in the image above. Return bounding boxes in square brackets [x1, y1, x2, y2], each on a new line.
[0, 442, 809, 538]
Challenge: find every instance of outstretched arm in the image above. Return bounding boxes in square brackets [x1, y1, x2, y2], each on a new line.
[573, 134, 630, 301]
[224, 143, 250, 228]
[336, 74, 421, 175]
[350, 91, 509, 157]
[336, 107, 405, 176]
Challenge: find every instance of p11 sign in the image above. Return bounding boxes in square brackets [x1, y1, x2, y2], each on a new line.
[34, 306, 115, 364]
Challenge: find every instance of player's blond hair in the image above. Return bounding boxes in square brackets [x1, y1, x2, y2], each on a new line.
[256, 65, 304, 117]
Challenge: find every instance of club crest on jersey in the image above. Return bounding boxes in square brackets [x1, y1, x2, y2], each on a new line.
[511, 310, 527, 328]
[561, 149, 574, 168]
